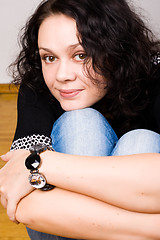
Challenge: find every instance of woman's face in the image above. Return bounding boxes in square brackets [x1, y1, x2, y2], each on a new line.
[38, 14, 107, 111]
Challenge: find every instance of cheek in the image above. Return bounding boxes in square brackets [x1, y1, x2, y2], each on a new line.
[89, 83, 107, 101]
[42, 67, 55, 87]
[88, 76, 107, 98]
[84, 76, 107, 95]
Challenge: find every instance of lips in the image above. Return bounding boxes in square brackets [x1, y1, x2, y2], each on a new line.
[59, 89, 83, 98]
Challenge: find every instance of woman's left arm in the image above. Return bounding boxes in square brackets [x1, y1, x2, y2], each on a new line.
[16, 185, 160, 240]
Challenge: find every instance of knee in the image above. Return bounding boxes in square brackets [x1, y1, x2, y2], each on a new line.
[112, 129, 160, 156]
[61, 107, 103, 124]
[52, 108, 107, 135]
[51, 108, 118, 155]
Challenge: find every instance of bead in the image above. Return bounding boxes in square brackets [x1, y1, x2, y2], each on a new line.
[28, 172, 46, 189]
[25, 152, 40, 170]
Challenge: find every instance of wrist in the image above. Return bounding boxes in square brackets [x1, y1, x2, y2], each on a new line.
[39, 150, 52, 170]
[25, 144, 55, 191]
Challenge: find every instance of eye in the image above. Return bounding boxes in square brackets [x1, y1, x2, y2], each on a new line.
[42, 55, 57, 63]
[74, 53, 87, 61]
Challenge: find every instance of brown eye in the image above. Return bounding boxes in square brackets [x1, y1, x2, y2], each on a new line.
[44, 56, 56, 63]
[74, 53, 87, 61]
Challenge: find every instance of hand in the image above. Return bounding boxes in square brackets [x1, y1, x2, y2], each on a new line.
[0, 149, 34, 223]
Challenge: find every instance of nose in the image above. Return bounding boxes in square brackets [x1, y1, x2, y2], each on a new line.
[56, 60, 76, 82]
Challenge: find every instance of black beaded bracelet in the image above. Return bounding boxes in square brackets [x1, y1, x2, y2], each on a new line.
[25, 144, 55, 191]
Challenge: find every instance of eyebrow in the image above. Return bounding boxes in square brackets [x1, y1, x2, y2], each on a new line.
[69, 43, 81, 50]
[39, 43, 81, 52]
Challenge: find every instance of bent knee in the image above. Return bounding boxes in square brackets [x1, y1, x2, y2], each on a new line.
[112, 129, 160, 155]
[58, 108, 104, 125]
[52, 108, 108, 134]
[51, 108, 117, 156]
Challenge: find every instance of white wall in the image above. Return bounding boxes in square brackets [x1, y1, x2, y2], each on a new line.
[0, 0, 160, 83]
[0, 0, 41, 84]
[130, 0, 160, 36]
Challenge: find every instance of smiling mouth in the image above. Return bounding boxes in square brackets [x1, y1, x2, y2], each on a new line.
[59, 89, 83, 98]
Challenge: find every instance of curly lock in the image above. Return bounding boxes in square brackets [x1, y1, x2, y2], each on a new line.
[10, 0, 160, 135]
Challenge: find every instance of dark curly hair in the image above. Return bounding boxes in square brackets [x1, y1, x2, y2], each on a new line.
[10, 0, 160, 135]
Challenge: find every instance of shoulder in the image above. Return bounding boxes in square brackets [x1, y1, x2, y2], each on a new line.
[18, 84, 63, 117]
[18, 85, 51, 107]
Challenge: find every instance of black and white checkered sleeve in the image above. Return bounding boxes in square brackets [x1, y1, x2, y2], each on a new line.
[10, 134, 52, 151]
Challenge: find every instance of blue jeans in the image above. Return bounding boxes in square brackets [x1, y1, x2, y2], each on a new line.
[27, 108, 160, 240]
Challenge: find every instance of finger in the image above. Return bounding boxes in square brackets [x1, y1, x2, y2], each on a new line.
[0, 151, 15, 162]
[0, 195, 8, 209]
[0, 154, 9, 162]
[7, 200, 19, 224]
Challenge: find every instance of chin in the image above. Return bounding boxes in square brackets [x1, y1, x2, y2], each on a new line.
[61, 103, 86, 112]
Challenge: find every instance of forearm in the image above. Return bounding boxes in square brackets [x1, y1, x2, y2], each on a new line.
[16, 187, 159, 240]
[39, 151, 160, 213]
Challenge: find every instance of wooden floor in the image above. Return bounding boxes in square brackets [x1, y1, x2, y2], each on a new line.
[0, 84, 29, 239]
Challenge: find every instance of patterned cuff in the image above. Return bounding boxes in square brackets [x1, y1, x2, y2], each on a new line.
[10, 134, 52, 150]
[152, 53, 160, 65]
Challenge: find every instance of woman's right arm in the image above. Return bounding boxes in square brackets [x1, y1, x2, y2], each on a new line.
[11, 85, 62, 151]
[16, 186, 159, 240]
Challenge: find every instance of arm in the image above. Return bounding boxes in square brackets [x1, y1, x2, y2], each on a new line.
[16, 187, 159, 240]
[7, 85, 160, 215]
[1, 85, 160, 238]
[0, 85, 62, 222]
[11, 84, 62, 150]
[1, 150, 159, 239]
[39, 151, 160, 214]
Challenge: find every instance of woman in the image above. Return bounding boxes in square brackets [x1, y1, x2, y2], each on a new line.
[0, 0, 160, 239]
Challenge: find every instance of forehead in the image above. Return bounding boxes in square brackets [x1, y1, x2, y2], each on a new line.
[38, 14, 79, 47]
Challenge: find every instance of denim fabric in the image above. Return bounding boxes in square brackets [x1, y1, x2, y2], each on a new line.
[27, 228, 72, 240]
[27, 108, 160, 240]
[51, 108, 118, 156]
[112, 129, 160, 156]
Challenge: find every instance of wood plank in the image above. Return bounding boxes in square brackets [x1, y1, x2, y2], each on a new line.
[0, 84, 19, 94]
[0, 92, 30, 239]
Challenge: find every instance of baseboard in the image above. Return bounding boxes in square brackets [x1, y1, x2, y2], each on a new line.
[0, 84, 19, 93]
